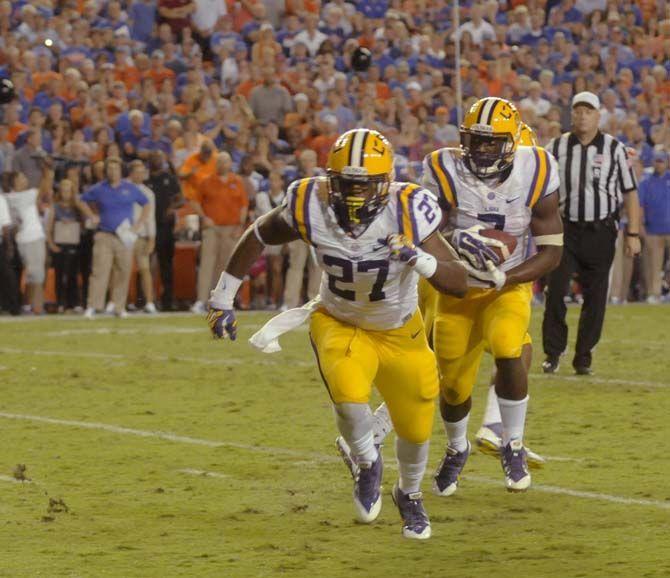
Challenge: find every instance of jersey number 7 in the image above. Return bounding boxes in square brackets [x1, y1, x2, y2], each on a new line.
[323, 255, 388, 302]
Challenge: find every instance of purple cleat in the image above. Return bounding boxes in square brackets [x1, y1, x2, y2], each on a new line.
[501, 439, 531, 492]
[391, 482, 431, 540]
[353, 453, 383, 523]
[432, 442, 471, 497]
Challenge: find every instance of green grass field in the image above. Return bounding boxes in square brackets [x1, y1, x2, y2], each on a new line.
[1, 306, 669, 578]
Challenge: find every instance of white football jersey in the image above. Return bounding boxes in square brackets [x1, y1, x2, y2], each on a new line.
[422, 146, 559, 282]
[281, 177, 442, 330]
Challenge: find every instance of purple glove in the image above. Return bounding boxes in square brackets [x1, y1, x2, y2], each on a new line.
[452, 226, 504, 269]
[207, 308, 238, 340]
[384, 234, 418, 265]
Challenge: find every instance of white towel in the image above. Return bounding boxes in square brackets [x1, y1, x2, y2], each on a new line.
[249, 297, 322, 353]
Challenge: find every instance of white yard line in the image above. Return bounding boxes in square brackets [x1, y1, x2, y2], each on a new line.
[0, 411, 667, 512]
[463, 475, 670, 510]
[530, 372, 670, 389]
[0, 347, 312, 368]
[177, 468, 227, 479]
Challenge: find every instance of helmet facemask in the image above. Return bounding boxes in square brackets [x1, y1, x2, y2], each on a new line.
[461, 129, 516, 179]
[328, 170, 390, 237]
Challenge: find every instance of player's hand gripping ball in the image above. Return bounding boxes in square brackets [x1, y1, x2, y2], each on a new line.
[207, 308, 238, 340]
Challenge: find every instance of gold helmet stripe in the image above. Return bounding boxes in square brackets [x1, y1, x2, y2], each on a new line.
[398, 183, 421, 244]
[291, 178, 316, 244]
[526, 148, 550, 208]
[428, 150, 458, 207]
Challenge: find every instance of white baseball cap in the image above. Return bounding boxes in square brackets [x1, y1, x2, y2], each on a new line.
[572, 91, 600, 109]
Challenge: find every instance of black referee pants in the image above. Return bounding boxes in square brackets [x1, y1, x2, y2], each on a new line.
[542, 220, 617, 368]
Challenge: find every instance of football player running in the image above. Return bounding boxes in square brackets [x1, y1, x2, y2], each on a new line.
[206, 128, 468, 539]
[421, 97, 563, 494]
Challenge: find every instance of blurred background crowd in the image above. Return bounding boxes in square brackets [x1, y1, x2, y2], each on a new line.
[0, 0, 669, 316]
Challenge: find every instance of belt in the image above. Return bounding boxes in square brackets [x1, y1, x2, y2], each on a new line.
[566, 216, 617, 231]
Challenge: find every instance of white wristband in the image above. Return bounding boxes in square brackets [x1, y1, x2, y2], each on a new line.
[209, 271, 243, 309]
[412, 248, 438, 278]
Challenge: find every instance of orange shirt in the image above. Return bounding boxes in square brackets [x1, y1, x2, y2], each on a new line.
[308, 133, 338, 167]
[197, 172, 248, 225]
[7, 123, 27, 144]
[31, 71, 62, 92]
[114, 65, 143, 90]
[180, 152, 217, 200]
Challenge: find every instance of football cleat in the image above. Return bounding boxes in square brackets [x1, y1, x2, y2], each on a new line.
[501, 439, 531, 492]
[475, 423, 546, 469]
[353, 454, 383, 523]
[432, 442, 470, 497]
[392, 482, 431, 540]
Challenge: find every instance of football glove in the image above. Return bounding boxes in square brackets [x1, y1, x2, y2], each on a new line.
[207, 307, 238, 340]
[385, 234, 418, 264]
[452, 225, 505, 270]
[385, 234, 438, 278]
[462, 259, 506, 290]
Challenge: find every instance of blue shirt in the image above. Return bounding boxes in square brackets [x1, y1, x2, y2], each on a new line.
[129, 1, 156, 43]
[81, 180, 148, 233]
[639, 171, 670, 235]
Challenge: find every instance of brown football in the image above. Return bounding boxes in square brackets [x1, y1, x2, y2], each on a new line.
[479, 229, 517, 264]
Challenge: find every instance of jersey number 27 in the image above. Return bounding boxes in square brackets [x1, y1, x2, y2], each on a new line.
[322, 255, 388, 302]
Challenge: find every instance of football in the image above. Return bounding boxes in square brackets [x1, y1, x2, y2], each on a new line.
[479, 228, 517, 264]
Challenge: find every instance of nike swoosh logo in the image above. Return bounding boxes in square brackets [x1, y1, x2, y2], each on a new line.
[505, 196, 520, 204]
[411, 329, 422, 339]
[372, 244, 386, 252]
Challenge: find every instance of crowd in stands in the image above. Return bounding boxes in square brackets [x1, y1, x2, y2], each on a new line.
[1, 0, 670, 316]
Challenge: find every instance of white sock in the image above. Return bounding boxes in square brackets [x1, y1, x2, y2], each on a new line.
[334, 403, 378, 464]
[444, 413, 469, 452]
[498, 395, 529, 446]
[396, 437, 429, 494]
[372, 403, 393, 446]
[482, 384, 502, 425]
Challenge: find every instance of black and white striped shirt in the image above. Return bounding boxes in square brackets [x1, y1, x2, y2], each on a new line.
[548, 131, 637, 222]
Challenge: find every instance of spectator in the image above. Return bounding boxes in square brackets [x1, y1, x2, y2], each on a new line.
[178, 140, 216, 199]
[190, 151, 248, 313]
[128, 160, 158, 313]
[282, 149, 321, 310]
[249, 66, 294, 125]
[146, 151, 183, 311]
[4, 170, 51, 314]
[292, 13, 327, 56]
[13, 129, 47, 189]
[639, 151, 670, 303]
[46, 179, 84, 313]
[80, 157, 151, 319]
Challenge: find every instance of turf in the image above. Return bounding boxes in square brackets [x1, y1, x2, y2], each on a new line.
[1, 306, 669, 578]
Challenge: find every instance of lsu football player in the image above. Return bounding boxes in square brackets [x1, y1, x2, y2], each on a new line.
[335, 121, 550, 483]
[420, 97, 563, 493]
[206, 129, 468, 539]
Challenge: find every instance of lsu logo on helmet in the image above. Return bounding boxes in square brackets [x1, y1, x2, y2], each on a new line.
[461, 98, 522, 178]
[326, 129, 394, 236]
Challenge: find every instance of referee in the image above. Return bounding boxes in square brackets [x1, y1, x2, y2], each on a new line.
[542, 91, 641, 375]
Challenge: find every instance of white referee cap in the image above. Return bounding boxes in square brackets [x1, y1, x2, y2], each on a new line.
[572, 91, 600, 109]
